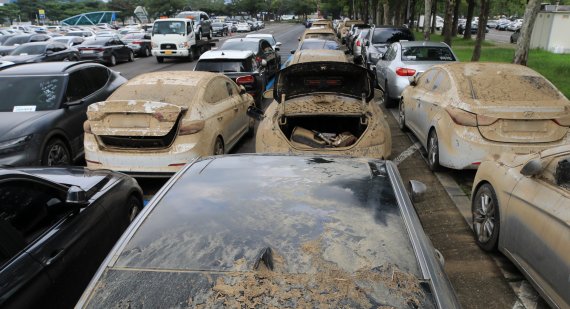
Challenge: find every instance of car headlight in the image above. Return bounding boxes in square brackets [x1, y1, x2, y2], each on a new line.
[0, 135, 33, 154]
[178, 42, 188, 48]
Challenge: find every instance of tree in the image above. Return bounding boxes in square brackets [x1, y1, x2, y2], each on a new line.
[442, 0, 454, 45]
[451, 0, 460, 36]
[107, 0, 142, 24]
[423, 0, 432, 40]
[145, 0, 186, 18]
[513, 0, 541, 65]
[0, 3, 20, 25]
[471, 0, 490, 61]
[463, 0, 475, 39]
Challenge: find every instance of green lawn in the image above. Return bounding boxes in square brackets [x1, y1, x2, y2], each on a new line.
[414, 31, 570, 98]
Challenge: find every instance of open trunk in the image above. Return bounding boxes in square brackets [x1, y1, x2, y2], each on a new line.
[280, 115, 367, 149]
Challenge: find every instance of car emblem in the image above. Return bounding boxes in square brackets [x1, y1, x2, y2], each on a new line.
[320, 65, 327, 70]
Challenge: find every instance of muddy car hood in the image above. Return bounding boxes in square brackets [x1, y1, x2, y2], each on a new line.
[273, 62, 374, 103]
[87, 100, 187, 136]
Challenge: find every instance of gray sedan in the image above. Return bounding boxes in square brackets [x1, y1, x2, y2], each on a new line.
[375, 41, 457, 107]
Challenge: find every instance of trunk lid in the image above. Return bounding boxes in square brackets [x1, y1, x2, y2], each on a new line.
[87, 100, 186, 137]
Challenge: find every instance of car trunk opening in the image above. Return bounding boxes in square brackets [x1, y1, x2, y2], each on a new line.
[279, 115, 367, 149]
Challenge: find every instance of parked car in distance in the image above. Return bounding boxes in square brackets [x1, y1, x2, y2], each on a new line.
[0, 166, 143, 308]
[195, 50, 267, 106]
[246, 33, 282, 51]
[77, 154, 460, 308]
[65, 30, 96, 39]
[0, 34, 51, 56]
[220, 38, 280, 77]
[299, 27, 338, 42]
[175, 11, 213, 40]
[83, 71, 254, 177]
[352, 28, 371, 64]
[375, 41, 457, 107]
[311, 19, 334, 29]
[471, 145, 570, 309]
[362, 26, 415, 72]
[0, 62, 126, 167]
[77, 37, 134, 66]
[236, 22, 251, 32]
[293, 38, 342, 54]
[510, 29, 520, 44]
[50, 35, 85, 48]
[120, 32, 152, 57]
[398, 62, 570, 171]
[211, 22, 229, 37]
[288, 49, 348, 66]
[338, 19, 363, 42]
[1, 42, 80, 64]
[346, 24, 371, 53]
[252, 62, 391, 159]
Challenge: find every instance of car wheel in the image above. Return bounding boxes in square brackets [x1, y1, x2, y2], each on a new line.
[427, 130, 441, 172]
[398, 99, 408, 131]
[188, 48, 195, 62]
[144, 47, 151, 57]
[42, 138, 71, 166]
[213, 137, 224, 156]
[472, 184, 500, 251]
[156, 56, 164, 63]
[208, 29, 213, 40]
[196, 30, 203, 41]
[128, 50, 134, 62]
[109, 54, 117, 66]
[383, 81, 395, 108]
[127, 196, 142, 223]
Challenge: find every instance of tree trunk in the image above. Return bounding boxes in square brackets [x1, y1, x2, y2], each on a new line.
[377, 1, 383, 24]
[410, 0, 417, 28]
[431, 0, 437, 33]
[513, 0, 541, 65]
[443, 0, 454, 45]
[452, 0, 461, 36]
[384, 3, 391, 25]
[372, 0, 378, 24]
[471, 0, 490, 61]
[423, 0, 433, 40]
[364, 0, 369, 23]
[463, 0, 475, 39]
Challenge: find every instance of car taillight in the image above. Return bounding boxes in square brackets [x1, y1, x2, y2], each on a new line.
[255, 56, 262, 63]
[553, 115, 570, 126]
[83, 120, 92, 134]
[236, 75, 255, 84]
[179, 119, 205, 135]
[132, 41, 142, 45]
[445, 106, 477, 127]
[396, 67, 417, 76]
[356, 40, 361, 47]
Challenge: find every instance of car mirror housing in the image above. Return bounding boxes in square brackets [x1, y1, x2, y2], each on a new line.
[521, 158, 543, 177]
[408, 180, 427, 203]
[246, 105, 265, 121]
[409, 75, 418, 86]
[66, 185, 89, 210]
[238, 85, 247, 95]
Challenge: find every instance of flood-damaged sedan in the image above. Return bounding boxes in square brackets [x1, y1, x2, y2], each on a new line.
[471, 145, 570, 309]
[252, 62, 391, 159]
[84, 71, 254, 177]
[399, 62, 570, 170]
[77, 154, 460, 308]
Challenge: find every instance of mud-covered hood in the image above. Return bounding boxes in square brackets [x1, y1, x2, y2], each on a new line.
[80, 155, 438, 308]
[87, 100, 187, 136]
[273, 62, 375, 103]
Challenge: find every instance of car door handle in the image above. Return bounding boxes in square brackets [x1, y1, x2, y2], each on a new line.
[45, 249, 64, 265]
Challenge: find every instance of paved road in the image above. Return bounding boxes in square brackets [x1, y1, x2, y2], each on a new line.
[112, 22, 547, 309]
[486, 28, 514, 44]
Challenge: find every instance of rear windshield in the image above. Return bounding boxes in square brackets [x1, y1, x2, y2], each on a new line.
[372, 28, 414, 44]
[300, 40, 340, 50]
[401, 46, 455, 61]
[304, 33, 336, 40]
[3, 36, 29, 46]
[220, 41, 258, 53]
[10, 44, 46, 55]
[0, 76, 65, 111]
[195, 59, 249, 73]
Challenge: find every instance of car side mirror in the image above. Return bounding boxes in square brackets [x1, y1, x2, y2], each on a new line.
[238, 85, 247, 95]
[520, 158, 543, 177]
[66, 185, 88, 210]
[408, 180, 427, 203]
[261, 59, 267, 67]
[409, 75, 418, 86]
[246, 105, 265, 120]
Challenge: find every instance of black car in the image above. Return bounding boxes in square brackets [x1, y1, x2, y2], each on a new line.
[0, 34, 51, 56]
[0, 62, 127, 167]
[195, 50, 267, 107]
[77, 154, 461, 308]
[0, 166, 143, 308]
[220, 38, 280, 78]
[1, 42, 79, 64]
[77, 37, 134, 66]
[211, 22, 229, 37]
[120, 33, 152, 57]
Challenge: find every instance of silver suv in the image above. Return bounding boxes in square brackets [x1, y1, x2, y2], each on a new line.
[175, 11, 212, 40]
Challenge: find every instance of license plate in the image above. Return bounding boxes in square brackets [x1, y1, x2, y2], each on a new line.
[107, 115, 150, 128]
[502, 120, 548, 133]
[81, 50, 94, 54]
[164, 50, 172, 55]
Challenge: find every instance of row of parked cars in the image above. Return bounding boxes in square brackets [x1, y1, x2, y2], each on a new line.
[338, 18, 569, 309]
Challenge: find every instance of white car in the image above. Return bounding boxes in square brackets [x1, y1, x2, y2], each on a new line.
[246, 33, 282, 51]
[236, 22, 251, 32]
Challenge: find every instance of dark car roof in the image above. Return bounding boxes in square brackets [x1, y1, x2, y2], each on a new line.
[0, 167, 113, 192]
[0, 61, 99, 75]
[79, 155, 453, 308]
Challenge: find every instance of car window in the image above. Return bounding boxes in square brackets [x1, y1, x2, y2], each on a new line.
[204, 78, 231, 103]
[401, 46, 455, 61]
[417, 70, 438, 90]
[372, 28, 414, 44]
[65, 70, 92, 101]
[261, 41, 272, 53]
[81, 66, 110, 93]
[431, 70, 450, 92]
[385, 44, 397, 61]
[0, 180, 67, 266]
[195, 60, 248, 73]
[226, 81, 238, 96]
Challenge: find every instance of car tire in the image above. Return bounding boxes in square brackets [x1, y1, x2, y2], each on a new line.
[196, 30, 202, 41]
[109, 54, 117, 66]
[208, 29, 213, 40]
[383, 81, 395, 108]
[127, 195, 142, 223]
[144, 47, 151, 57]
[156, 56, 164, 63]
[42, 138, 71, 166]
[472, 183, 500, 252]
[398, 99, 408, 131]
[213, 137, 224, 156]
[427, 130, 441, 172]
[128, 50, 134, 62]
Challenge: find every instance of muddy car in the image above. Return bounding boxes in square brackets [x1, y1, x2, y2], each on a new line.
[471, 145, 570, 309]
[77, 154, 460, 308]
[83, 71, 254, 177]
[253, 62, 391, 159]
[399, 62, 570, 170]
[299, 27, 338, 42]
[287, 49, 348, 67]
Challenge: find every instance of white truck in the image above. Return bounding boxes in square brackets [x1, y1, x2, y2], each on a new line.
[151, 18, 214, 63]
